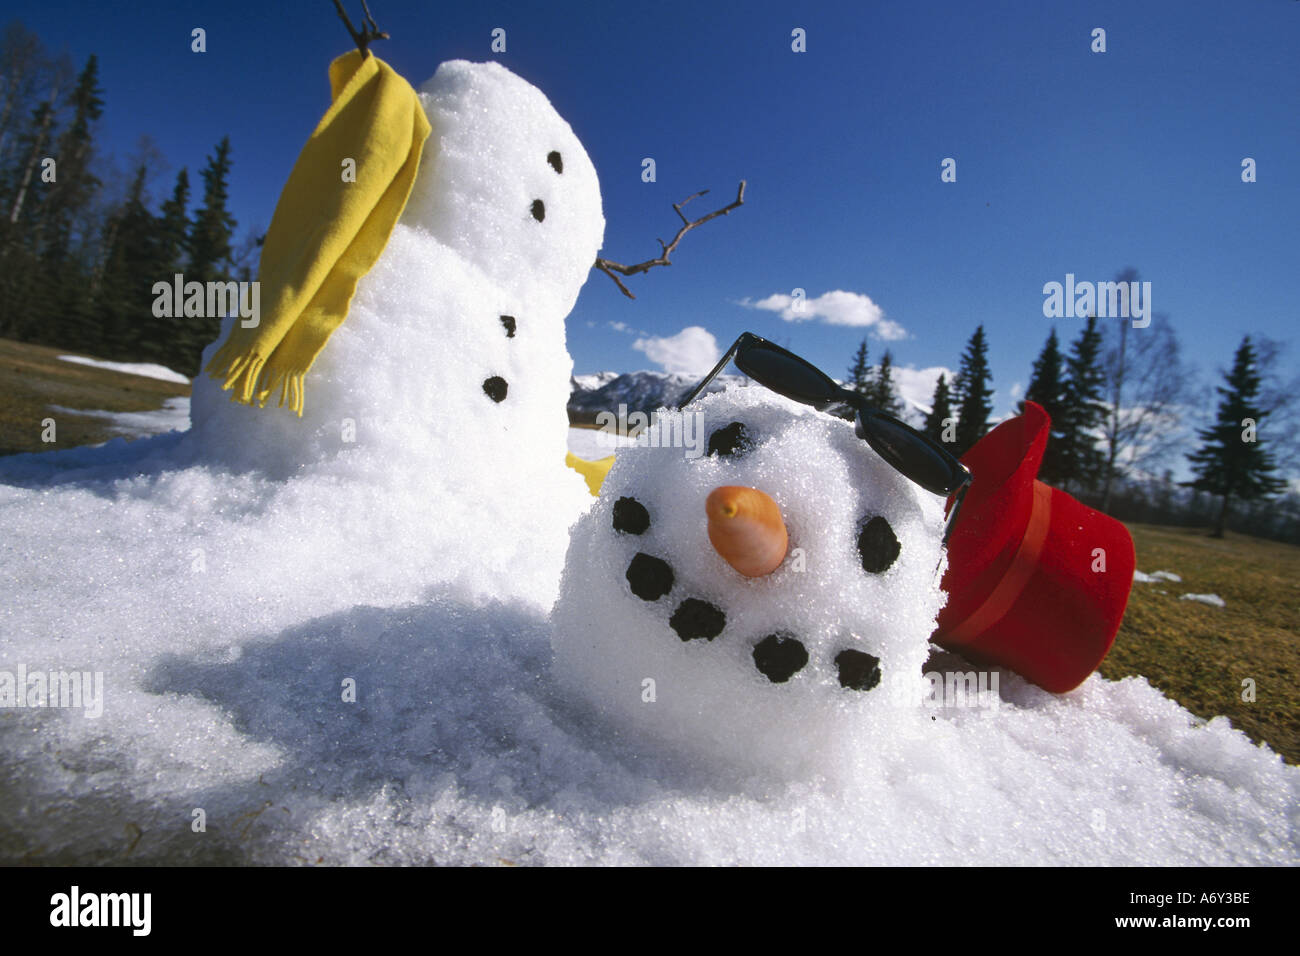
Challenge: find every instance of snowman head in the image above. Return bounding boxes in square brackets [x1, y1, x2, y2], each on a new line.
[403, 60, 605, 315]
[551, 387, 950, 780]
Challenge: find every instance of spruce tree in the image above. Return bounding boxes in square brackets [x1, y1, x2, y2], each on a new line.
[183, 137, 236, 373]
[39, 54, 102, 263]
[187, 137, 234, 284]
[951, 325, 993, 456]
[95, 163, 158, 360]
[1023, 327, 1068, 485]
[924, 373, 953, 445]
[156, 167, 189, 274]
[835, 338, 871, 421]
[866, 348, 904, 417]
[846, 339, 870, 395]
[0, 92, 57, 339]
[1057, 315, 1108, 494]
[136, 167, 190, 367]
[1185, 336, 1286, 538]
[37, 55, 103, 352]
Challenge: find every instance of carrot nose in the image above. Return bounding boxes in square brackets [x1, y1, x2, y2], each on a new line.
[706, 486, 789, 577]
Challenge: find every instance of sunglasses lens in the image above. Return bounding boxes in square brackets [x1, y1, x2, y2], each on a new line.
[858, 414, 964, 494]
[736, 344, 837, 404]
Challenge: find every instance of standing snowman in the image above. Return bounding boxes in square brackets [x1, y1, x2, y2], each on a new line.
[187, 53, 605, 605]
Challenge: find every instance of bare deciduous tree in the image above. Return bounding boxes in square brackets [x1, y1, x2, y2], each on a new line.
[1100, 309, 1195, 510]
[1253, 335, 1300, 476]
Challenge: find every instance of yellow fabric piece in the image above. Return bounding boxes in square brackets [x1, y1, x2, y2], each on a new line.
[566, 452, 616, 497]
[205, 51, 432, 415]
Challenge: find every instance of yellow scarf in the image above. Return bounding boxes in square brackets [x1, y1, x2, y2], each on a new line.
[565, 452, 615, 496]
[205, 50, 431, 415]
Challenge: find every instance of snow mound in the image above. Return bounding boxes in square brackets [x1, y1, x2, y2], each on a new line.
[1180, 593, 1226, 608]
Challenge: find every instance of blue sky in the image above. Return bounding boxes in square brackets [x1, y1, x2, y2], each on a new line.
[14, 0, 1300, 440]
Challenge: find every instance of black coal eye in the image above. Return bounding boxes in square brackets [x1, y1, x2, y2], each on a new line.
[531, 199, 545, 222]
[626, 552, 673, 601]
[669, 599, 726, 641]
[857, 515, 900, 573]
[612, 496, 650, 535]
[482, 376, 508, 403]
[835, 648, 881, 691]
[547, 151, 563, 174]
[499, 315, 516, 338]
[707, 421, 752, 457]
[753, 633, 808, 683]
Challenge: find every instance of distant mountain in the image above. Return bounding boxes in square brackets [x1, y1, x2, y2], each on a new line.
[568, 370, 742, 424]
[569, 367, 936, 429]
[570, 371, 620, 392]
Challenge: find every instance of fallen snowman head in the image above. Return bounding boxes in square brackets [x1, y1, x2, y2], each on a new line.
[551, 387, 951, 779]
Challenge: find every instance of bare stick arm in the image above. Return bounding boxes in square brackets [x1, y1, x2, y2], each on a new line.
[333, 0, 389, 58]
[594, 180, 746, 299]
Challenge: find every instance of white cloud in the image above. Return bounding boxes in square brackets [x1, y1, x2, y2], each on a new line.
[743, 289, 907, 339]
[608, 319, 649, 337]
[891, 365, 955, 420]
[632, 326, 720, 376]
[1010, 382, 1024, 400]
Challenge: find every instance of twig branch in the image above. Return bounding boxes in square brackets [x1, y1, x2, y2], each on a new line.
[594, 180, 746, 299]
[333, 0, 389, 58]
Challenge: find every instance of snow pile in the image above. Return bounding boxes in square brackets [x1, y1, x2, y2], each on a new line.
[58, 354, 191, 384]
[1181, 593, 1227, 608]
[0, 59, 1296, 866]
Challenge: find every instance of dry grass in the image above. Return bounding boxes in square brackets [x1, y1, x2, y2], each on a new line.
[0, 337, 189, 456]
[1103, 523, 1300, 764]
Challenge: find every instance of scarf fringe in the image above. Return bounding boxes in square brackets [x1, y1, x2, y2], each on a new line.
[204, 341, 308, 417]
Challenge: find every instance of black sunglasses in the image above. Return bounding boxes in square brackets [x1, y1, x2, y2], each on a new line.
[677, 332, 972, 543]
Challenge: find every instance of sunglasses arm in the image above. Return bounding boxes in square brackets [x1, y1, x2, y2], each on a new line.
[676, 335, 747, 409]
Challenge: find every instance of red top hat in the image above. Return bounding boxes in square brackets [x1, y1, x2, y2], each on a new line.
[932, 401, 1135, 693]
